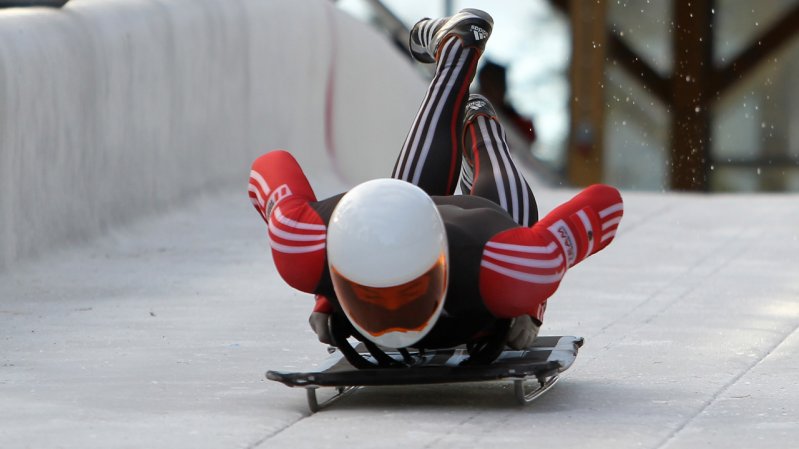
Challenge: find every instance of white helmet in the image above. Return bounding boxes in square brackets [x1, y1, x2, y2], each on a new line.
[327, 178, 449, 348]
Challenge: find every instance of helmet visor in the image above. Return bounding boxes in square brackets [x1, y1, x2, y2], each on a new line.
[331, 254, 447, 340]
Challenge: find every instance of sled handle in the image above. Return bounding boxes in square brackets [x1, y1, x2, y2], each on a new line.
[328, 313, 405, 369]
[462, 319, 512, 365]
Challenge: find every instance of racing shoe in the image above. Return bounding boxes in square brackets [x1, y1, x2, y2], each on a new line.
[463, 93, 497, 126]
[409, 8, 493, 63]
[462, 94, 497, 162]
[459, 94, 497, 193]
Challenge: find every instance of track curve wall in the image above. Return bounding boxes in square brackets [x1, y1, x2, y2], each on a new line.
[0, 0, 426, 270]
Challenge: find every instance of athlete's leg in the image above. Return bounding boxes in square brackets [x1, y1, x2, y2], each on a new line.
[392, 9, 493, 196]
[460, 94, 538, 227]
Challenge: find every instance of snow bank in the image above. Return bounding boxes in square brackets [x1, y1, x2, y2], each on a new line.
[0, 0, 425, 270]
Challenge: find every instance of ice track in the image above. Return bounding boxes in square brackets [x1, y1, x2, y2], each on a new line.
[3, 189, 798, 449]
[2, 1, 799, 448]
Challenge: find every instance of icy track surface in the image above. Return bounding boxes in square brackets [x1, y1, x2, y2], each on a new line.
[1, 187, 798, 449]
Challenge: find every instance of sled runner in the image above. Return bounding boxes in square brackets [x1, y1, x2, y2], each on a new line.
[267, 335, 583, 413]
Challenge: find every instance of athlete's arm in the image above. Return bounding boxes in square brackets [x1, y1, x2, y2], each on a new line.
[248, 150, 328, 293]
[479, 184, 624, 319]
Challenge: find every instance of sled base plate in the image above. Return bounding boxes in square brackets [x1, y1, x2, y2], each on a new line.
[267, 335, 583, 412]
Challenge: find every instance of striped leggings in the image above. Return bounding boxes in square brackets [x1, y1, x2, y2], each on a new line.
[391, 36, 538, 227]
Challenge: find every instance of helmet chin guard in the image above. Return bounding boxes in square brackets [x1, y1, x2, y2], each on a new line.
[327, 179, 449, 348]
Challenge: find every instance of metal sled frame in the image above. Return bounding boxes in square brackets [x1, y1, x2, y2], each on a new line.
[305, 385, 360, 413]
[513, 373, 562, 405]
[301, 368, 564, 412]
[267, 335, 584, 413]
[326, 312, 514, 369]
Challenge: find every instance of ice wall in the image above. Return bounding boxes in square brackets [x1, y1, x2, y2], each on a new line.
[0, 0, 426, 270]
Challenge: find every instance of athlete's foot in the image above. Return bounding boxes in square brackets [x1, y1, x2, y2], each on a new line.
[459, 94, 497, 191]
[409, 8, 493, 63]
[463, 94, 497, 127]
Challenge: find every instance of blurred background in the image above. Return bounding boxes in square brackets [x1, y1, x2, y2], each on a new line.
[2, 0, 797, 271]
[335, 0, 799, 193]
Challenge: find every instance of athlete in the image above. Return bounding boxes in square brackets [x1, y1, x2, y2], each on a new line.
[248, 9, 623, 351]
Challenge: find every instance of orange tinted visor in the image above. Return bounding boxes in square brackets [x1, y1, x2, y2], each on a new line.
[331, 254, 447, 337]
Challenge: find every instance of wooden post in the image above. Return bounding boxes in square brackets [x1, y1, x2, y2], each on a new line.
[670, 0, 714, 191]
[759, 58, 791, 191]
[567, 0, 607, 186]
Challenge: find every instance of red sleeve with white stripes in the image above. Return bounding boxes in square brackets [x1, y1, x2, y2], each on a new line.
[248, 150, 317, 219]
[479, 184, 623, 319]
[313, 295, 334, 314]
[249, 151, 328, 294]
[266, 198, 327, 293]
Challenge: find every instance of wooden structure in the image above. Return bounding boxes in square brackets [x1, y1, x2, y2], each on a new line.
[559, 0, 799, 190]
[566, 0, 607, 187]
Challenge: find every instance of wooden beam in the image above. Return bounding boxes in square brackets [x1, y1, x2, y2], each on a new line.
[566, 0, 607, 186]
[713, 3, 799, 96]
[670, 0, 714, 191]
[758, 56, 795, 191]
[607, 33, 672, 105]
